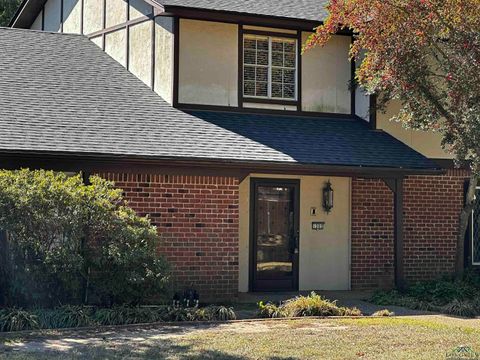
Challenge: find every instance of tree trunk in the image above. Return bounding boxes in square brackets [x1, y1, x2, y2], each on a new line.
[456, 172, 479, 278]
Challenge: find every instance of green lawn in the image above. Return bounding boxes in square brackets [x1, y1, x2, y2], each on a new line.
[1, 316, 480, 359]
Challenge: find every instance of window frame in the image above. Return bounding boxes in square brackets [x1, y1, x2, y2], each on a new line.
[240, 29, 300, 106]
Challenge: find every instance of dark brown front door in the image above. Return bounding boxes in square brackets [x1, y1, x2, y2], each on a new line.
[250, 179, 300, 292]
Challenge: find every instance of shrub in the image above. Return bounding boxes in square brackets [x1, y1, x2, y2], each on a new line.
[257, 293, 363, 318]
[440, 299, 479, 318]
[0, 169, 170, 307]
[281, 292, 363, 317]
[257, 302, 286, 318]
[369, 274, 480, 317]
[0, 308, 39, 332]
[94, 306, 164, 325]
[204, 306, 237, 321]
[33, 306, 93, 329]
[339, 306, 363, 316]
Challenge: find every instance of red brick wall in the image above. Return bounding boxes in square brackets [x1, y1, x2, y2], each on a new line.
[100, 173, 240, 301]
[99, 169, 467, 297]
[351, 169, 468, 290]
[351, 179, 395, 289]
[403, 169, 467, 282]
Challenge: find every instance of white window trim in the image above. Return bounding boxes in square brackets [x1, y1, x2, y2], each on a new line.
[472, 186, 480, 265]
[243, 35, 298, 102]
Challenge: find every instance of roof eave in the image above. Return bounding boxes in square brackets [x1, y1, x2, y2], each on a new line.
[0, 150, 445, 178]
[10, 0, 349, 34]
[160, 5, 326, 32]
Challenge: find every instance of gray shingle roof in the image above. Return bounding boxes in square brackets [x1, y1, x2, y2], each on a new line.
[11, 0, 330, 29]
[157, 0, 330, 22]
[0, 27, 438, 171]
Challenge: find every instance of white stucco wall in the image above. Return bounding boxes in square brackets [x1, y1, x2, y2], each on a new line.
[178, 19, 238, 107]
[105, 28, 127, 67]
[378, 100, 452, 159]
[154, 16, 174, 103]
[129, 20, 153, 87]
[129, 0, 152, 19]
[62, 0, 81, 33]
[106, 0, 127, 28]
[301, 33, 351, 114]
[83, 0, 104, 34]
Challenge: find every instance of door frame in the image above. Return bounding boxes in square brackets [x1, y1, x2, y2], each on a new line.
[249, 178, 300, 292]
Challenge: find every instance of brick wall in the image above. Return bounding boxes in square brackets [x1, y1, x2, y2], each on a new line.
[403, 169, 467, 282]
[351, 169, 469, 290]
[351, 179, 395, 289]
[100, 173, 240, 301]
[99, 169, 467, 297]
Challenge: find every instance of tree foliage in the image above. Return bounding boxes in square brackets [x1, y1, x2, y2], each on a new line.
[305, 0, 480, 275]
[0, 0, 21, 27]
[0, 169, 170, 308]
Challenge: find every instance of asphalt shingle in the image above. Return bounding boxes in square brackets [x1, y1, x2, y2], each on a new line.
[0, 28, 438, 171]
[157, 0, 330, 22]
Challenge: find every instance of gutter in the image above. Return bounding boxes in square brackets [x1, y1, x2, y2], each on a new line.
[0, 150, 446, 178]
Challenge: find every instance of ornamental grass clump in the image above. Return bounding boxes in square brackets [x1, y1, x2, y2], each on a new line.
[257, 292, 363, 318]
[371, 309, 395, 317]
[93, 306, 165, 326]
[0, 308, 39, 332]
[33, 306, 93, 329]
[193, 306, 237, 321]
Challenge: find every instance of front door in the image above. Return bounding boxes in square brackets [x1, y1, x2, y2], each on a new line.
[251, 179, 300, 292]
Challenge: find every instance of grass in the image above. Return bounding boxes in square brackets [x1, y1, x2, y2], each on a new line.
[2, 316, 480, 359]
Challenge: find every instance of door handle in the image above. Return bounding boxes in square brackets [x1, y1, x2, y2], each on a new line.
[293, 231, 299, 254]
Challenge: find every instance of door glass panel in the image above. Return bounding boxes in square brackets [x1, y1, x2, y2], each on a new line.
[256, 186, 294, 279]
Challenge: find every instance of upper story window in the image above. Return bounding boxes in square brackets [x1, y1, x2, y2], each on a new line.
[243, 35, 297, 101]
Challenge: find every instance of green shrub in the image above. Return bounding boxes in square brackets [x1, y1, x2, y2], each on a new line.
[0, 169, 170, 307]
[257, 293, 363, 318]
[407, 278, 477, 304]
[164, 307, 196, 322]
[0, 304, 238, 332]
[203, 306, 237, 321]
[369, 274, 480, 317]
[94, 306, 164, 325]
[257, 301, 286, 318]
[33, 306, 93, 329]
[282, 292, 362, 317]
[339, 306, 363, 316]
[0, 308, 39, 332]
[440, 299, 478, 318]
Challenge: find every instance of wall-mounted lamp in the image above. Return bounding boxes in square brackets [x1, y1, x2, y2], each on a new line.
[322, 180, 334, 214]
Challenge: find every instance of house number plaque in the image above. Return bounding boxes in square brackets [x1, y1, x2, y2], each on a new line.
[312, 222, 325, 231]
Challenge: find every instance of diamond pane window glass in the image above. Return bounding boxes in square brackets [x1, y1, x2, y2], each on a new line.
[472, 188, 480, 264]
[243, 35, 297, 100]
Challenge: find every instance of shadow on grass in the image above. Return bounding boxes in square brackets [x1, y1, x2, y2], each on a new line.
[1, 337, 300, 360]
[0, 322, 302, 360]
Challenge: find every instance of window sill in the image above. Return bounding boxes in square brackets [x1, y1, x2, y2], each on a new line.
[242, 97, 299, 106]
